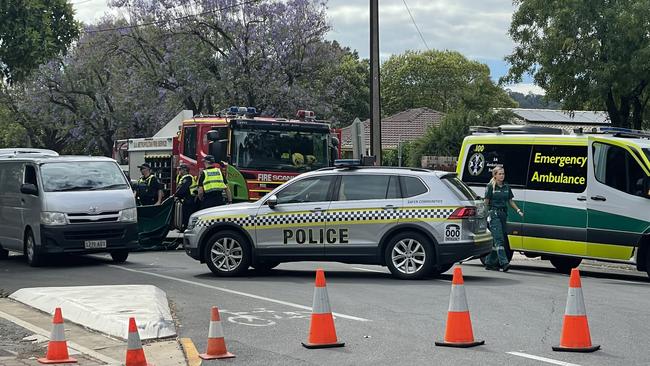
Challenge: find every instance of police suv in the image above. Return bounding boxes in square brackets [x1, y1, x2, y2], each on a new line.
[183, 164, 492, 279]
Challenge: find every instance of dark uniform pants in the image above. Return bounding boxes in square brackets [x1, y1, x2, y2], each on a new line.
[201, 191, 224, 210]
[485, 210, 509, 268]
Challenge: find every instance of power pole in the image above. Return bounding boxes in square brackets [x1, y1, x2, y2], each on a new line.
[370, 0, 381, 165]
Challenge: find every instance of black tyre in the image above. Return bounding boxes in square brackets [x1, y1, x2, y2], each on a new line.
[204, 231, 251, 277]
[110, 250, 129, 263]
[432, 263, 454, 276]
[385, 232, 434, 280]
[645, 249, 650, 280]
[24, 231, 42, 267]
[549, 256, 582, 274]
[252, 262, 280, 272]
[0, 247, 8, 260]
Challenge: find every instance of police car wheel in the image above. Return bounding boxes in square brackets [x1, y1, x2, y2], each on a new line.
[385, 232, 434, 280]
[204, 231, 251, 276]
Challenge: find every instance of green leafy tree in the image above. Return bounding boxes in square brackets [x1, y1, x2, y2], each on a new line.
[381, 50, 515, 116]
[0, 0, 79, 83]
[503, 0, 650, 129]
[408, 109, 515, 167]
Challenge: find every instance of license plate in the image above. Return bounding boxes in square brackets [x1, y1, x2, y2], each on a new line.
[84, 240, 107, 249]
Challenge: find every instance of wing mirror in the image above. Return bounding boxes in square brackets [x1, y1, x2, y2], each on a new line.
[20, 183, 38, 196]
[267, 195, 278, 209]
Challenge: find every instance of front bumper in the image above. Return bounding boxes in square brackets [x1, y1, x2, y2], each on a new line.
[38, 222, 139, 254]
[437, 233, 493, 265]
[183, 228, 201, 261]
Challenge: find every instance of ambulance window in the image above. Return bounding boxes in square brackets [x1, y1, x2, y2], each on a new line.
[462, 144, 531, 187]
[183, 126, 197, 160]
[337, 175, 392, 201]
[593, 143, 646, 196]
[276, 176, 333, 204]
[401, 176, 428, 198]
[527, 145, 587, 193]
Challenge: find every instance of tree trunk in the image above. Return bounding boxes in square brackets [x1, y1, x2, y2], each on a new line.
[632, 97, 643, 130]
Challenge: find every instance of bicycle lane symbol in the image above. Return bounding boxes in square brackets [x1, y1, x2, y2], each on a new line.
[220, 308, 313, 327]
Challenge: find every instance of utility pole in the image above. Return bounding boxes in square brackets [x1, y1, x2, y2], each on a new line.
[370, 0, 381, 165]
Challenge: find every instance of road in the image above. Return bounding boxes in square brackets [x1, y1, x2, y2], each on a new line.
[1, 251, 648, 366]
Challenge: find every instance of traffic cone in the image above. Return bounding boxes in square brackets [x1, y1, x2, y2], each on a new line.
[435, 266, 484, 348]
[302, 269, 344, 349]
[199, 307, 235, 359]
[125, 318, 154, 366]
[38, 308, 77, 364]
[552, 268, 600, 352]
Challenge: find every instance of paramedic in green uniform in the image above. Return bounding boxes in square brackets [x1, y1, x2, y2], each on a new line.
[484, 165, 523, 272]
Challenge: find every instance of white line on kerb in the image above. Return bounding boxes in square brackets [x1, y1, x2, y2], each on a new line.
[0, 310, 122, 365]
[351, 267, 387, 273]
[110, 265, 371, 322]
[507, 351, 582, 366]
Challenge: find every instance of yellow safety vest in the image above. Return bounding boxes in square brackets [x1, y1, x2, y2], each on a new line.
[178, 174, 198, 196]
[202, 168, 227, 193]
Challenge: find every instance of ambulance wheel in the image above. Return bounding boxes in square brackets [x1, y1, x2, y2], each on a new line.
[385, 232, 434, 280]
[549, 256, 582, 274]
[204, 231, 251, 277]
[110, 250, 129, 263]
[252, 262, 280, 272]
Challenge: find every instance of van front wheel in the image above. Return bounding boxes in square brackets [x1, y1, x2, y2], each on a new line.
[25, 231, 42, 267]
[110, 250, 129, 263]
[0, 248, 8, 259]
[549, 256, 582, 274]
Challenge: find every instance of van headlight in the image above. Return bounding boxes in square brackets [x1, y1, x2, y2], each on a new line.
[187, 216, 199, 231]
[41, 212, 67, 226]
[118, 207, 138, 222]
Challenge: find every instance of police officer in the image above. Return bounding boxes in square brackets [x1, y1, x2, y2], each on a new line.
[174, 164, 198, 229]
[134, 163, 164, 206]
[198, 155, 232, 210]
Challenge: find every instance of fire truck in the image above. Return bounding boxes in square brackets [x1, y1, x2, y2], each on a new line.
[174, 107, 341, 202]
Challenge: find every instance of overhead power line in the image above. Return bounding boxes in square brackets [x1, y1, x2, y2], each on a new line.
[401, 0, 430, 50]
[82, 0, 260, 34]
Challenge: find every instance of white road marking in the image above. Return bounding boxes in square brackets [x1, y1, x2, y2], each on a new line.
[351, 267, 387, 273]
[0, 310, 122, 365]
[110, 265, 371, 322]
[507, 351, 582, 366]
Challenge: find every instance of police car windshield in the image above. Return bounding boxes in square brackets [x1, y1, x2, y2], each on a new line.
[40, 162, 129, 192]
[232, 128, 328, 172]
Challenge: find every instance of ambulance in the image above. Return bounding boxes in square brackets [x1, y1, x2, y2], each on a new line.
[457, 126, 650, 278]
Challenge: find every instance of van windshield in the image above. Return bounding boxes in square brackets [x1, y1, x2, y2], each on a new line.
[40, 162, 129, 192]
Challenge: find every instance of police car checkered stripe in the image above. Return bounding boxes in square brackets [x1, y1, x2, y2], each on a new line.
[196, 207, 457, 228]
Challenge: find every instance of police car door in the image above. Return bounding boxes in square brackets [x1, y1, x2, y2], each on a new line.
[255, 175, 334, 257]
[325, 174, 402, 257]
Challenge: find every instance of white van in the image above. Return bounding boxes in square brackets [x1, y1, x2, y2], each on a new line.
[457, 126, 650, 278]
[0, 151, 139, 266]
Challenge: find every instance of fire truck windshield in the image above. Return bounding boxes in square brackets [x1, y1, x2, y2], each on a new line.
[232, 128, 329, 171]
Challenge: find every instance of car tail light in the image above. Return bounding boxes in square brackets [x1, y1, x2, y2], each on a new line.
[449, 207, 476, 219]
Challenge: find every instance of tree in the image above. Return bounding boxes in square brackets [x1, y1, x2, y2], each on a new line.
[381, 50, 515, 116]
[503, 0, 650, 129]
[507, 91, 561, 109]
[408, 109, 515, 167]
[0, 0, 79, 83]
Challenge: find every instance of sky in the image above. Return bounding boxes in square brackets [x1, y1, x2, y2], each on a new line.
[70, 0, 543, 95]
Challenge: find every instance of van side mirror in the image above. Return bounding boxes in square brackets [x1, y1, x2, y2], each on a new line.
[267, 195, 278, 209]
[20, 183, 38, 196]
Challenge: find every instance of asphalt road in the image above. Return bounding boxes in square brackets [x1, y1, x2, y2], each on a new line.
[1, 251, 648, 366]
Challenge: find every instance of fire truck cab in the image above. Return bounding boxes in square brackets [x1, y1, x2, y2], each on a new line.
[175, 107, 340, 202]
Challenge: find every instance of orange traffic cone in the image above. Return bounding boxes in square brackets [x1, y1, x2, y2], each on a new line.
[125, 318, 154, 366]
[302, 269, 344, 349]
[552, 268, 600, 352]
[38, 308, 77, 364]
[199, 307, 235, 359]
[435, 266, 484, 348]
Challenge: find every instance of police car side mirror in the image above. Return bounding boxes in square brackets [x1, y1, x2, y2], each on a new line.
[267, 195, 278, 209]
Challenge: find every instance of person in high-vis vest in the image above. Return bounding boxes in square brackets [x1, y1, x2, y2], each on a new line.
[198, 155, 232, 210]
[134, 163, 163, 206]
[174, 164, 198, 229]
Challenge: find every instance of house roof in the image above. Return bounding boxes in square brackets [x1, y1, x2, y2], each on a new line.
[341, 108, 445, 149]
[508, 108, 610, 125]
